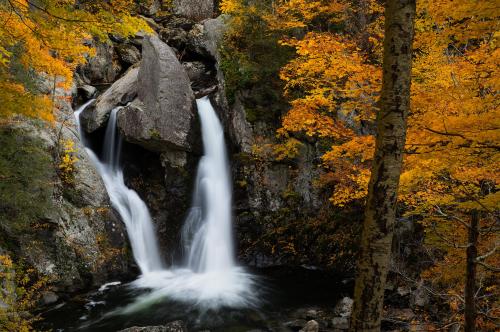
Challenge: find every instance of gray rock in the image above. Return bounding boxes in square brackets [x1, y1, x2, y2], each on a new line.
[116, 44, 141, 65]
[40, 291, 58, 305]
[331, 317, 349, 330]
[0, 96, 131, 292]
[182, 61, 208, 82]
[300, 320, 319, 332]
[173, 0, 213, 20]
[117, 35, 196, 152]
[80, 42, 121, 84]
[334, 297, 353, 317]
[284, 319, 308, 330]
[78, 85, 97, 100]
[138, 0, 161, 16]
[411, 280, 429, 308]
[118, 320, 187, 332]
[159, 26, 188, 49]
[194, 85, 217, 98]
[188, 16, 227, 60]
[81, 66, 139, 133]
[291, 307, 322, 321]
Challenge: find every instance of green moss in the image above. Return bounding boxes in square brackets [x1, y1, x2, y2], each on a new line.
[149, 128, 161, 139]
[0, 126, 55, 235]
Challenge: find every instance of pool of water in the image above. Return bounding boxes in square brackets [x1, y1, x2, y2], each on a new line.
[38, 267, 352, 331]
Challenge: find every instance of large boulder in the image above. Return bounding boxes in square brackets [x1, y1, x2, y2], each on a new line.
[81, 66, 139, 133]
[172, 0, 213, 21]
[117, 35, 197, 153]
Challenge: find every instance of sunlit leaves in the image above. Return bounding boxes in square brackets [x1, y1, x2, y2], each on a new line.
[0, 0, 151, 120]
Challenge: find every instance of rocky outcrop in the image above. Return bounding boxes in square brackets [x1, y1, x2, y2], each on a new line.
[0, 86, 132, 293]
[117, 35, 198, 153]
[172, 0, 213, 21]
[81, 66, 138, 133]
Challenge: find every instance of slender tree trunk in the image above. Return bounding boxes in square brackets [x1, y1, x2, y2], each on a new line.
[349, 1, 416, 331]
[464, 211, 479, 332]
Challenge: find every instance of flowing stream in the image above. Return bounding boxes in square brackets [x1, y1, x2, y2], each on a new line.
[74, 97, 257, 313]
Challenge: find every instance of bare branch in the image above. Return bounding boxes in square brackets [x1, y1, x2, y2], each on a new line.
[476, 244, 499, 262]
[476, 261, 500, 272]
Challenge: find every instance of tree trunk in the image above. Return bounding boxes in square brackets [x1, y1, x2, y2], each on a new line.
[464, 211, 479, 332]
[349, 1, 416, 331]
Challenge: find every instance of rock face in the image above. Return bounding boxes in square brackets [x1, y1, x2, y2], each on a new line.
[0, 87, 132, 293]
[81, 66, 139, 133]
[117, 35, 198, 153]
[173, 0, 213, 21]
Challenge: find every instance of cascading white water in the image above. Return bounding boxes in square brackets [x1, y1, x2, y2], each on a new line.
[182, 96, 235, 273]
[75, 97, 257, 310]
[74, 103, 163, 275]
[129, 97, 257, 309]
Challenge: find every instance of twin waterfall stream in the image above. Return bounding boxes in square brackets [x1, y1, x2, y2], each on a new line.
[74, 97, 257, 316]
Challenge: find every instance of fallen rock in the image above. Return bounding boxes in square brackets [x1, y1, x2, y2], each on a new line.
[81, 66, 138, 133]
[334, 297, 353, 317]
[300, 320, 319, 332]
[117, 35, 197, 153]
[40, 291, 58, 306]
[77, 84, 97, 100]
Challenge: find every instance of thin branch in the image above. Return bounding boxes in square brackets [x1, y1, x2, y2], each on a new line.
[476, 261, 500, 272]
[475, 244, 499, 262]
[434, 205, 472, 230]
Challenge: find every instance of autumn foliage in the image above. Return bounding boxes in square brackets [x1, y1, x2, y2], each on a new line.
[0, 0, 150, 121]
[222, 0, 499, 328]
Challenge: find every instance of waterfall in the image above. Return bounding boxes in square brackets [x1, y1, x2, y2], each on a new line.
[130, 97, 258, 310]
[182, 97, 235, 273]
[74, 103, 164, 275]
[75, 98, 257, 310]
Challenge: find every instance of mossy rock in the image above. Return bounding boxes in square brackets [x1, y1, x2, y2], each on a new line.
[0, 126, 55, 237]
